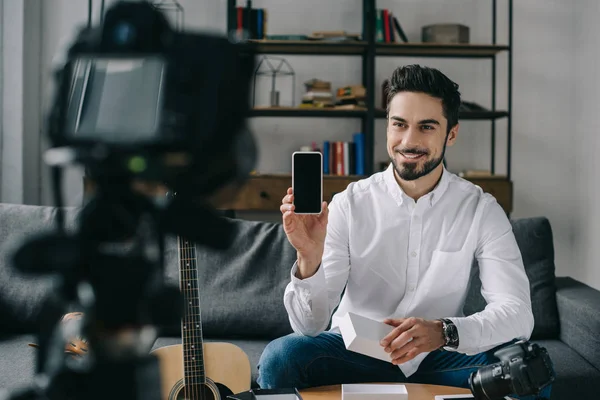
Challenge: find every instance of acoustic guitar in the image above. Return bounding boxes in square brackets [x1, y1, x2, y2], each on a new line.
[151, 235, 251, 400]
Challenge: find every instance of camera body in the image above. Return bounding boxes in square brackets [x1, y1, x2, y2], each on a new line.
[469, 340, 555, 400]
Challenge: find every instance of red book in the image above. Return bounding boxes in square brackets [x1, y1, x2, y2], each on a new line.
[237, 7, 243, 36]
[383, 9, 390, 43]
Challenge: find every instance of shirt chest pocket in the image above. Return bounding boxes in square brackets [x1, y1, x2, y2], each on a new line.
[421, 248, 474, 299]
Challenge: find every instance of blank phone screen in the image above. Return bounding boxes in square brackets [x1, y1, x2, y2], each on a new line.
[293, 152, 322, 214]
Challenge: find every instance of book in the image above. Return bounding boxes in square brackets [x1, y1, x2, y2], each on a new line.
[353, 133, 365, 175]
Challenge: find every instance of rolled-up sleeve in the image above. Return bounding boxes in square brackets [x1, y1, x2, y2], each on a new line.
[446, 198, 534, 355]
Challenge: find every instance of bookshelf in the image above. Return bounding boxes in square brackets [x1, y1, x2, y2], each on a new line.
[226, 0, 514, 213]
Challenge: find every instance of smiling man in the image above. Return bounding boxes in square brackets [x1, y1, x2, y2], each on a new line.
[258, 65, 552, 399]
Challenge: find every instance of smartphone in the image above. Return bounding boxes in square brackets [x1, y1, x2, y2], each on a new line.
[292, 151, 323, 214]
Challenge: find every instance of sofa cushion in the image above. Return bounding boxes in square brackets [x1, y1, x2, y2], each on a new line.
[0, 335, 37, 391]
[163, 217, 296, 340]
[532, 340, 600, 400]
[463, 217, 560, 340]
[0, 204, 79, 331]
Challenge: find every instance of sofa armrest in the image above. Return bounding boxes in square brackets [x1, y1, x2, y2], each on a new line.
[555, 276, 600, 370]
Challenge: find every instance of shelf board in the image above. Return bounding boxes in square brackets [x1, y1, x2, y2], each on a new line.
[244, 41, 508, 58]
[247, 40, 367, 55]
[248, 173, 366, 180]
[376, 43, 509, 58]
[374, 109, 509, 120]
[249, 107, 367, 118]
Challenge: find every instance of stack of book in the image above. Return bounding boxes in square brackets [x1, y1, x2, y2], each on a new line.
[335, 85, 366, 109]
[300, 79, 334, 108]
[376, 9, 408, 43]
[323, 133, 365, 176]
[234, 5, 267, 40]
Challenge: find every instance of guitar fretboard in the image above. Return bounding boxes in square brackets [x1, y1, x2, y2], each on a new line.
[178, 236, 206, 386]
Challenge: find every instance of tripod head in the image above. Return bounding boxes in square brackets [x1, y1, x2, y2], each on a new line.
[0, 1, 256, 399]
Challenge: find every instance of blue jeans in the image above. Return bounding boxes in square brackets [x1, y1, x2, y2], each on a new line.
[257, 332, 553, 400]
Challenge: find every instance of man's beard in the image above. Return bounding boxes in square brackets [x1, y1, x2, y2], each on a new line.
[391, 141, 447, 181]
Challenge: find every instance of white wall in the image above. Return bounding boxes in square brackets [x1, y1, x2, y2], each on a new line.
[3, 1, 597, 288]
[509, 1, 578, 283]
[1, 0, 24, 205]
[573, 0, 600, 290]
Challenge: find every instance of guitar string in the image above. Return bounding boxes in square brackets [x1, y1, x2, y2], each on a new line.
[180, 235, 189, 400]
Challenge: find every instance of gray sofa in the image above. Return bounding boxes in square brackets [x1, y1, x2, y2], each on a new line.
[0, 203, 599, 400]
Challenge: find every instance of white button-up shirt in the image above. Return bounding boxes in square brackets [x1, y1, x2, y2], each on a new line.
[283, 164, 534, 377]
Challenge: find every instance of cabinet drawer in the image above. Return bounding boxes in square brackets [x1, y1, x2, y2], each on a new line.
[466, 178, 513, 213]
[221, 175, 362, 211]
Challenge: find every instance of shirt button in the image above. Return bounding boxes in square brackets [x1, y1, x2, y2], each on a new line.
[408, 286, 415, 292]
[410, 251, 417, 257]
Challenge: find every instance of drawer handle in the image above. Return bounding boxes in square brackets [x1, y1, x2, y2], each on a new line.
[260, 191, 269, 199]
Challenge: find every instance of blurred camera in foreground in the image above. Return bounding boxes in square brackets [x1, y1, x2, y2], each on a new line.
[0, 2, 258, 400]
[469, 340, 555, 400]
[46, 0, 256, 205]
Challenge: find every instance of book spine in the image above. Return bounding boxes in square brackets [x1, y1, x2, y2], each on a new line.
[323, 141, 330, 175]
[353, 133, 365, 175]
[393, 16, 408, 43]
[388, 12, 395, 43]
[335, 142, 344, 175]
[262, 9, 268, 38]
[343, 142, 350, 176]
[349, 142, 356, 175]
[237, 7, 243, 37]
[383, 9, 390, 43]
[257, 9, 263, 40]
[376, 9, 384, 42]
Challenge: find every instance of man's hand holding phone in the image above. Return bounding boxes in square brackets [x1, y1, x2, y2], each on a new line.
[280, 187, 328, 280]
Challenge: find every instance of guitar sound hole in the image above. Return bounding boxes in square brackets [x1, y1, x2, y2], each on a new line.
[176, 382, 233, 400]
[177, 384, 214, 400]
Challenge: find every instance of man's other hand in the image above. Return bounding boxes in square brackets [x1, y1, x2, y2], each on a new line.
[380, 317, 445, 365]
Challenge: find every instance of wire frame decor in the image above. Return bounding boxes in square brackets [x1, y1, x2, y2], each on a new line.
[151, 0, 184, 31]
[253, 56, 296, 108]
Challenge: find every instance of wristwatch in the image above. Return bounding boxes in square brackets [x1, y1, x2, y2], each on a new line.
[439, 318, 459, 349]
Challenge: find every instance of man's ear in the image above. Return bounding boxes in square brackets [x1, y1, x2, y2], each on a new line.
[446, 123, 459, 146]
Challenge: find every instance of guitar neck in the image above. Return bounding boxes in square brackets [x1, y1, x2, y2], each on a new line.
[178, 236, 206, 385]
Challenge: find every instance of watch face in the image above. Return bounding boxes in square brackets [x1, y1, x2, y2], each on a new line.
[442, 319, 459, 348]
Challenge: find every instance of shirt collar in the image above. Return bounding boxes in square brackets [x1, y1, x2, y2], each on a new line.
[383, 162, 451, 207]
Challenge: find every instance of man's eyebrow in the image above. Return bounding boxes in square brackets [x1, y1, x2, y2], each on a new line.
[389, 116, 407, 123]
[389, 116, 441, 125]
[418, 119, 440, 125]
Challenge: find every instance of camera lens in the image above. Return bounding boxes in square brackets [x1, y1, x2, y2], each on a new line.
[469, 363, 513, 400]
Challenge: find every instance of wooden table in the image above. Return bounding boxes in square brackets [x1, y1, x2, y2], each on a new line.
[300, 383, 472, 399]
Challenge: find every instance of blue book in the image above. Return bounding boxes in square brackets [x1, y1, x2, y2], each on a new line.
[257, 9, 263, 40]
[353, 133, 365, 175]
[323, 141, 330, 174]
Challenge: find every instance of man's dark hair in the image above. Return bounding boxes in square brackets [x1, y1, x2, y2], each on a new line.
[386, 64, 461, 132]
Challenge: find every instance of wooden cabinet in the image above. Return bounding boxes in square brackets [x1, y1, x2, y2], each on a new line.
[220, 174, 362, 211]
[466, 177, 513, 214]
[220, 175, 512, 214]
